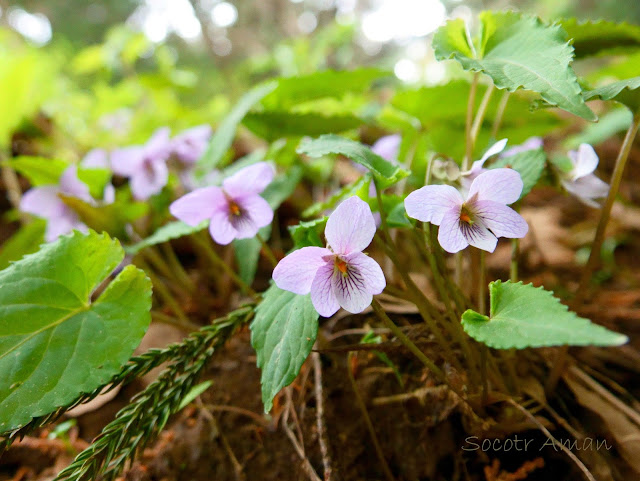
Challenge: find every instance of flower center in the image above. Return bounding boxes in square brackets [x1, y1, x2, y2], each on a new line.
[334, 257, 349, 276]
[229, 201, 241, 216]
[459, 204, 474, 225]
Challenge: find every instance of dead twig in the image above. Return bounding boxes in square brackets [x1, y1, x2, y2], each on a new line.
[313, 352, 335, 481]
[508, 399, 596, 481]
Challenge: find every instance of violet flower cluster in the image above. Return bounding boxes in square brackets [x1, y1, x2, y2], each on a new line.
[111, 125, 212, 200]
[20, 166, 113, 242]
[86, 125, 211, 201]
[170, 162, 275, 245]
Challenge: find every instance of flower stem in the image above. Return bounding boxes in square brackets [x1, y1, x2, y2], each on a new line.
[136, 258, 190, 324]
[463, 73, 480, 171]
[470, 83, 495, 151]
[370, 299, 446, 381]
[491, 91, 510, 139]
[477, 250, 486, 315]
[192, 232, 258, 299]
[256, 232, 278, 268]
[374, 182, 463, 371]
[160, 242, 196, 293]
[573, 112, 640, 307]
[510, 238, 520, 282]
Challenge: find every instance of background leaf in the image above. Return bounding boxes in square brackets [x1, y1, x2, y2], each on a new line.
[195, 81, 277, 177]
[288, 217, 328, 248]
[6, 157, 110, 199]
[0, 219, 46, 270]
[250, 284, 319, 412]
[259, 68, 389, 110]
[584, 76, 640, 113]
[561, 18, 640, 58]
[297, 135, 408, 188]
[461, 281, 628, 349]
[433, 12, 596, 121]
[243, 111, 362, 141]
[0, 230, 152, 431]
[125, 220, 207, 255]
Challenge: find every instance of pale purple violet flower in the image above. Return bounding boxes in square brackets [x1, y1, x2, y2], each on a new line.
[169, 162, 275, 245]
[111, 127, 172, 200]
[501, 137, 543, 157]
[81, 148, 110, 169]
[371, 134, 401, 161]
[561, 144, 609, 208]
[405, 169, 528, 253]
[170, 125, 212, 165]
[462, 138, 508, 181]
[20, 166, 91, 242]
[273, 196, 385, 317]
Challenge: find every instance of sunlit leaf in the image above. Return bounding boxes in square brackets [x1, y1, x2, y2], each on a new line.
[297, 135, 409, 188]
[243, 111, 362, 141]
[584, 76, 640, 113]
[561, 18, 640, 58]
[195, 81, 278, 177]
[433, 12, 596, 121]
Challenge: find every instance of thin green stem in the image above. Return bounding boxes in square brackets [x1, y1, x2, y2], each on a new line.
[470, 84, 495, 152]
[137, 259, 190, 324]
[573, 113, 640, 306]
[192, 232, 258, 299]
[374, 184, 463, 371]
[491, 91, 510, 139]
[160, 242, 196, 293]
[463, 73, 480, 171]
[477, 250, 486, 315]
[371, 299, 446, 381]
[416, 227, 482, 386]
[256, 232, 278, 268]
[415, 228, 458, 320]
[510, 238, 520, 282]
[430, 227, 469, 313]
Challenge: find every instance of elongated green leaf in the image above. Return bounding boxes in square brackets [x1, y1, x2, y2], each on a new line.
[233, 225, 270, 285]
[301, 175, 370, 218]
[565, 108, 633, 149]
[584, 77, 640, 113]
[297, 135, 408, 188]
[0, 231, 152, 431]
[561, 18, 640, 58]
[490, 148, 546, 198]
[125, 220, 207, 255]
[243, 111, 362, 141]
[433, 12, 596, 121]
[260, 68, 389, 110]
[461, 281, 628, 349]
[0, 220, 46, 270]
[195, 81, 277, 176]
[251, 284, 319, 412]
